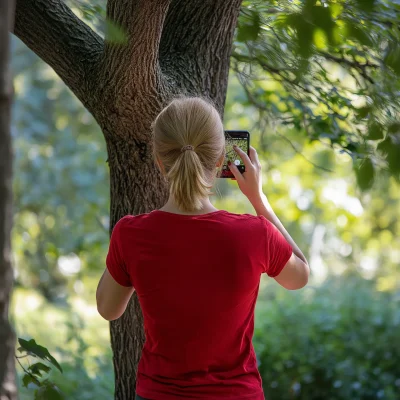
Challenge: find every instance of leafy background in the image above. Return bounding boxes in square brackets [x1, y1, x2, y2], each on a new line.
[10, 0, 400, 399]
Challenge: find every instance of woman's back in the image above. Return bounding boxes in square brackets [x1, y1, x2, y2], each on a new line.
[97, 97, 309, 400]
[107, 210, 292, 400]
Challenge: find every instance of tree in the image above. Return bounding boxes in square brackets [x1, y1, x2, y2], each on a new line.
[13, 0, 242, 397]
[0, 0, 17, 398]
[11, 0, 400, 398]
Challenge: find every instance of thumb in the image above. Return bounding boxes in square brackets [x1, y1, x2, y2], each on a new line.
[228, 161, 243, 182]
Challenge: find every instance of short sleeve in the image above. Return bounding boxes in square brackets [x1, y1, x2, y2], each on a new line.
[260, 216, 293, 277]
[106, 217, 132, 287]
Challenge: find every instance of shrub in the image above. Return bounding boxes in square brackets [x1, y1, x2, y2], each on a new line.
[254, 274, 400, 400]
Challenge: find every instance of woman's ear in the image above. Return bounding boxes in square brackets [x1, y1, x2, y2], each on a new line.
[156, 157, 166, 175]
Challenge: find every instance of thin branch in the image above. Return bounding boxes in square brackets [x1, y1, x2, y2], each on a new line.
[318, 51, 378, 84]
[95, 215, 108, 234]
[15, 356, 41, 387]
[276, 131, 333, 173]
[13, 0, 104, 113]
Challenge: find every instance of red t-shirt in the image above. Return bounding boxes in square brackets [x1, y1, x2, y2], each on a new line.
[106, 210, 292, 400]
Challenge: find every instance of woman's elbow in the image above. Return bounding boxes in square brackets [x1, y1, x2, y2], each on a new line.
[96, 294, 121, 321]
[287, 276, 308, 290]
[97, 302, 121, 321]
[288, 266, 310, 290]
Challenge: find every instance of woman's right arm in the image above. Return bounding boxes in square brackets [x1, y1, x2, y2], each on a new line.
[228, 145, 310, 290]
[252, 193, 309, 290]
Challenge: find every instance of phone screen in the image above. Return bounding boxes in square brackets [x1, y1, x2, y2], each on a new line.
[220, 131, 250, 178]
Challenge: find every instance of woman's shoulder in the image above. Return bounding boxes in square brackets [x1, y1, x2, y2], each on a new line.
[112, 213, 151, 230]
[217, 211, 266, 230]
[114, 210, 263, 226]
[220, 210, 262, 221]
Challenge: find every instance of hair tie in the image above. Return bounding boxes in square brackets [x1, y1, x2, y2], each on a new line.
[181, 145, 194, 153]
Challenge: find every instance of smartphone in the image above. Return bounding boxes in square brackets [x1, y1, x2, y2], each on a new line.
[220, 130, 250, 178]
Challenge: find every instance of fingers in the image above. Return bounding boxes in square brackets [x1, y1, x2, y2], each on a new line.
[228, 161, 244, 182]
[249, 146, 261, 169]
[233, 145, 253, 171]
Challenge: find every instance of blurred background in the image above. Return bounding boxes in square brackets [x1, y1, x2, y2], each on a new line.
[10, 1, 400, 399]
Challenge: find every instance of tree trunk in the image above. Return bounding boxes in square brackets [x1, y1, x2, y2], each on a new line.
[104, 3, 241, 398]
[12, 0, 243, 397]
[0, 0, 17, 399]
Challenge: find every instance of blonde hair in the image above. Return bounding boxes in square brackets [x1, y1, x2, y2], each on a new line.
[153, 97, 225, 212]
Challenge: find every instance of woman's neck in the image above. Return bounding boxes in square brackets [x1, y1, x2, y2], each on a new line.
[159, 196, 219, 215]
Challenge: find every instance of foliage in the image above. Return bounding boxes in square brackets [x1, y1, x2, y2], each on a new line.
[13, 276, 400, 400]
[17, 338, 64, 399]
[254, 274, 400, 400]
[10, 0, 400, 397]
[67, 0, 400, 188]
[11, 37, 400, 300]
[221, 75, 400, 286]
[11, 38, 108, 301]
[233, 0, 400, 187]
[12, 289, 114, 400]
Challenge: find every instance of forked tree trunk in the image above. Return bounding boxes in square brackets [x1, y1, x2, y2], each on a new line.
[0, 0, 17, 398]
[13, 0, 242, 398]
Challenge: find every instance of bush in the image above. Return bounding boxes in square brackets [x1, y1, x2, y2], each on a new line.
[254, 274, 400, 400]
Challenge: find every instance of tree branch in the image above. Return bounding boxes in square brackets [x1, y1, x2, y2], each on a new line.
[103, 0, 171, 89]
[276, 132, 333, 173]
[13, 0, 104, 113]
[318, 51, 378, 84]
[159, 0, 243, 110]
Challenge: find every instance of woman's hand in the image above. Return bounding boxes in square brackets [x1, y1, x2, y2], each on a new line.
[228, 145, 265, 206]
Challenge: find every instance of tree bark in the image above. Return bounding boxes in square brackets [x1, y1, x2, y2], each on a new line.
[160, 0, 242, 112]
[0, 0, 18, 398]
[13, 0, 103, 113]
[11, 0, 243, 398]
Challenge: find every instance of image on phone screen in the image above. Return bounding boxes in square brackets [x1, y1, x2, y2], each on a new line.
[220, 131, 250, 178]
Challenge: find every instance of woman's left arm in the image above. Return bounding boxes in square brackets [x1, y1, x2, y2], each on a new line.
[96, 269, 135, 321]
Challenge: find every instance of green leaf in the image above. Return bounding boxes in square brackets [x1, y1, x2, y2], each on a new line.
[377, 134, 400, 175]
[18, 339, 63, 373]
[385, 48, 400, 75]
[29, 362, 51, 377]
[367, 122, 383, 140]
[356, 158, 375, 190]
[105, 19, 128, 45]
[312, 149, 335, 170]
[310, 6, 336, 44]
[388, 122, 400, 134]
[346, 23, 373, 46]
[237, 11, 261, 42]
[355, 0, 375, 12]
[286, 13, 314, 58]
[330, 3, 343, 19]
[35, 383, 64, 400]
[356, 106, 372, 120]
[22, 374, 35, 388]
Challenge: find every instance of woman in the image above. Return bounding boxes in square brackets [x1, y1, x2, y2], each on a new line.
[96, 97, 310, 400]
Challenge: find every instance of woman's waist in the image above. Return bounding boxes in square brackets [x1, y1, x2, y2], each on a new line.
[136, 368, 263, 400]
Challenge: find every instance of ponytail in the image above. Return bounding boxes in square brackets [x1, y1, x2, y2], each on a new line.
[153, 97, 225, 212]
[167, 150, 211, 212]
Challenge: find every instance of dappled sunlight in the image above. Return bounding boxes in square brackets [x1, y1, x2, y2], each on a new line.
[7, 1, 400, 397]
